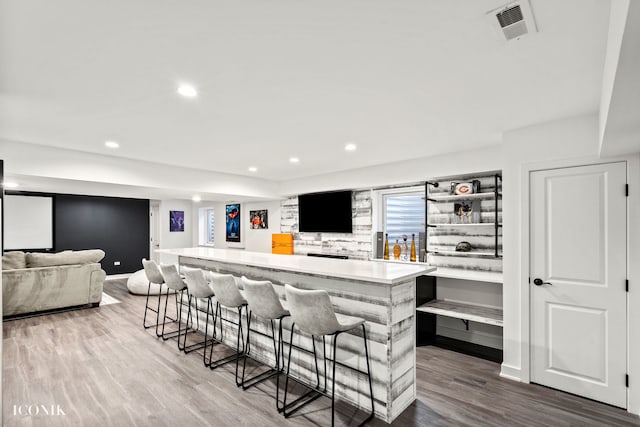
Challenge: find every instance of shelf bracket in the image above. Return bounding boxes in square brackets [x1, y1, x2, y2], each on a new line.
[461, 319, 470, 330]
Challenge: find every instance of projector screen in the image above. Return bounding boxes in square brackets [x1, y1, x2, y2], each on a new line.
[4, 195, 53, 250]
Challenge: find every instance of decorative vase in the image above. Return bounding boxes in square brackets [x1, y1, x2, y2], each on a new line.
[393, 240, 401, 260]
[401, 234, 408, 261]
[410, 233, 416, 262]
[383, 233, 389, 260]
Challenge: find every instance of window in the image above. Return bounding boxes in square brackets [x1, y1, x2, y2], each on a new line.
[206, 208, 214, 244]
[382, 191, 425, 245]
[199, 207, 215, 246]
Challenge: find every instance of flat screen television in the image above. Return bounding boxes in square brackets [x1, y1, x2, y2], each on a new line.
[298, 190, 353, 233]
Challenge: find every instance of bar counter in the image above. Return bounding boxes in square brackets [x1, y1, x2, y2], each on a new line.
[157, 247, 432, 422]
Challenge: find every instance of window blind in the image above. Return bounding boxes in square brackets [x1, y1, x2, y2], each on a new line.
[206, 209, 215, 244]
[384, 194, 425, 244]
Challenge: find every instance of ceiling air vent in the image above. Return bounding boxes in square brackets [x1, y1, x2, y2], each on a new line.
[486, 0, 537, 41]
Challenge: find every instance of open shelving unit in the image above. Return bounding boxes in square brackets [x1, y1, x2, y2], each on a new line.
[416, 171, 504, 362]
[416, 300, 503, 327]
[427, 248, 501, 257]
[425, 173, 502, 258]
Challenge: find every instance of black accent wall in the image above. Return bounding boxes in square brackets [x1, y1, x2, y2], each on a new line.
[54, 195, 149, 275]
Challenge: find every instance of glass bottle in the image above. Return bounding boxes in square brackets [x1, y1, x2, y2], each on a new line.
[383, 233, 389, 260]
[393, 239, 401, 260]
[410, 233, 416, 262]
[401, 234, 408, 261]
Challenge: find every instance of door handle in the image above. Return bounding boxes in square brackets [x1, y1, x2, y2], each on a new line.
[533, 278, 552, 286]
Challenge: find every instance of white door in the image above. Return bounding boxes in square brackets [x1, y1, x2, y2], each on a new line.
[530, 162, 627, 408]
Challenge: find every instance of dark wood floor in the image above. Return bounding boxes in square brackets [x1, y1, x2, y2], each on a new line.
[3, 279, 639, 426]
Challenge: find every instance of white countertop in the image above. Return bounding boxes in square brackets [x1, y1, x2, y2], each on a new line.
[157, 247, 433, 285]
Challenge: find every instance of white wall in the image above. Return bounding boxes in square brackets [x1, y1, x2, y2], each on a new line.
[210, 200, 281, 253]
[244, 200, 281, 253]
[157, 199, 194, 264]
[599, 0, 629, 151]
[599, 0, 640, 157]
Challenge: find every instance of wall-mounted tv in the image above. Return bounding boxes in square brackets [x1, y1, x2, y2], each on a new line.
[298, 190, 353, 233]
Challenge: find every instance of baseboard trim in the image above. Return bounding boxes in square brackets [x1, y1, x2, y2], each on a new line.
[500, 363, 523, 382]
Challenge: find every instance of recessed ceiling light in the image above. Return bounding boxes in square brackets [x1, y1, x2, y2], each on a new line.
[177, 84, 198, 98]
[289, 157, 300, 164]
[3, 182, 19, 188]
[105, 140, 120, 149]
[192, 195, 202, 202]
[345, 143, 357, 151]
[248, 167, 258, 172]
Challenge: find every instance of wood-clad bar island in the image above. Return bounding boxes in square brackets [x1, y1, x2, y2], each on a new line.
[157, 247, 432, 423]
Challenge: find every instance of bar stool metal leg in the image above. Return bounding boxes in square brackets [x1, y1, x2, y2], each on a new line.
[239, 312, 287, 395]
[282, 323, 323, 418]
[202, 298, 214, 367]
[158, 288, 190, 341]
[142, 259, 177, 330]
[206, 304, 246, 370]
[180, 296, 214, 353]
[142, 280, 161, 329]
[281, 284, 375, 426]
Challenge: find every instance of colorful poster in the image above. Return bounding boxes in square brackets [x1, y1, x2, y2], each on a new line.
[249, 209, 268, 229]
[226, 204, 241, 242]
[169, 210, 184, 232]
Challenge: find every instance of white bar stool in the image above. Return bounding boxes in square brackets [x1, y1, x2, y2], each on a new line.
[182, 267, 218, 363]
[240, 276, 290, 411]
[142, 259, 169, 329]
[207, 273, 247, 380]
[283, 284, 375, 426]
[157, 264, 193, 345]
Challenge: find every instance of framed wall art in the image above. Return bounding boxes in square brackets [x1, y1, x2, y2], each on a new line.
[249, 209, 268, 229]
[226, 204, 241, 242]
[169, 210, 185, 232]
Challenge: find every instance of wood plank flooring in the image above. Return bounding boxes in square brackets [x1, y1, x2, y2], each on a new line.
[2, 278, 639, 426]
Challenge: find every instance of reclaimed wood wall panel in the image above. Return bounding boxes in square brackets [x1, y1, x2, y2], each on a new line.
[281, 191, 373, 260]
[427, 175, 503, 273]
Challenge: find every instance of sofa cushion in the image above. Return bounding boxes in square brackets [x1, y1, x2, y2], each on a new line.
[2, 251, 27, 270]
[26, 249, 106, 268]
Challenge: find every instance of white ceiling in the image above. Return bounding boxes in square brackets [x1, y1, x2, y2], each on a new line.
[600, 0, 640, 157]
[0, 0, 612, 182]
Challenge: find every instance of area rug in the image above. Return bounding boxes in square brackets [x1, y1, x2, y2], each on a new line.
[101, 293, 121, 306]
